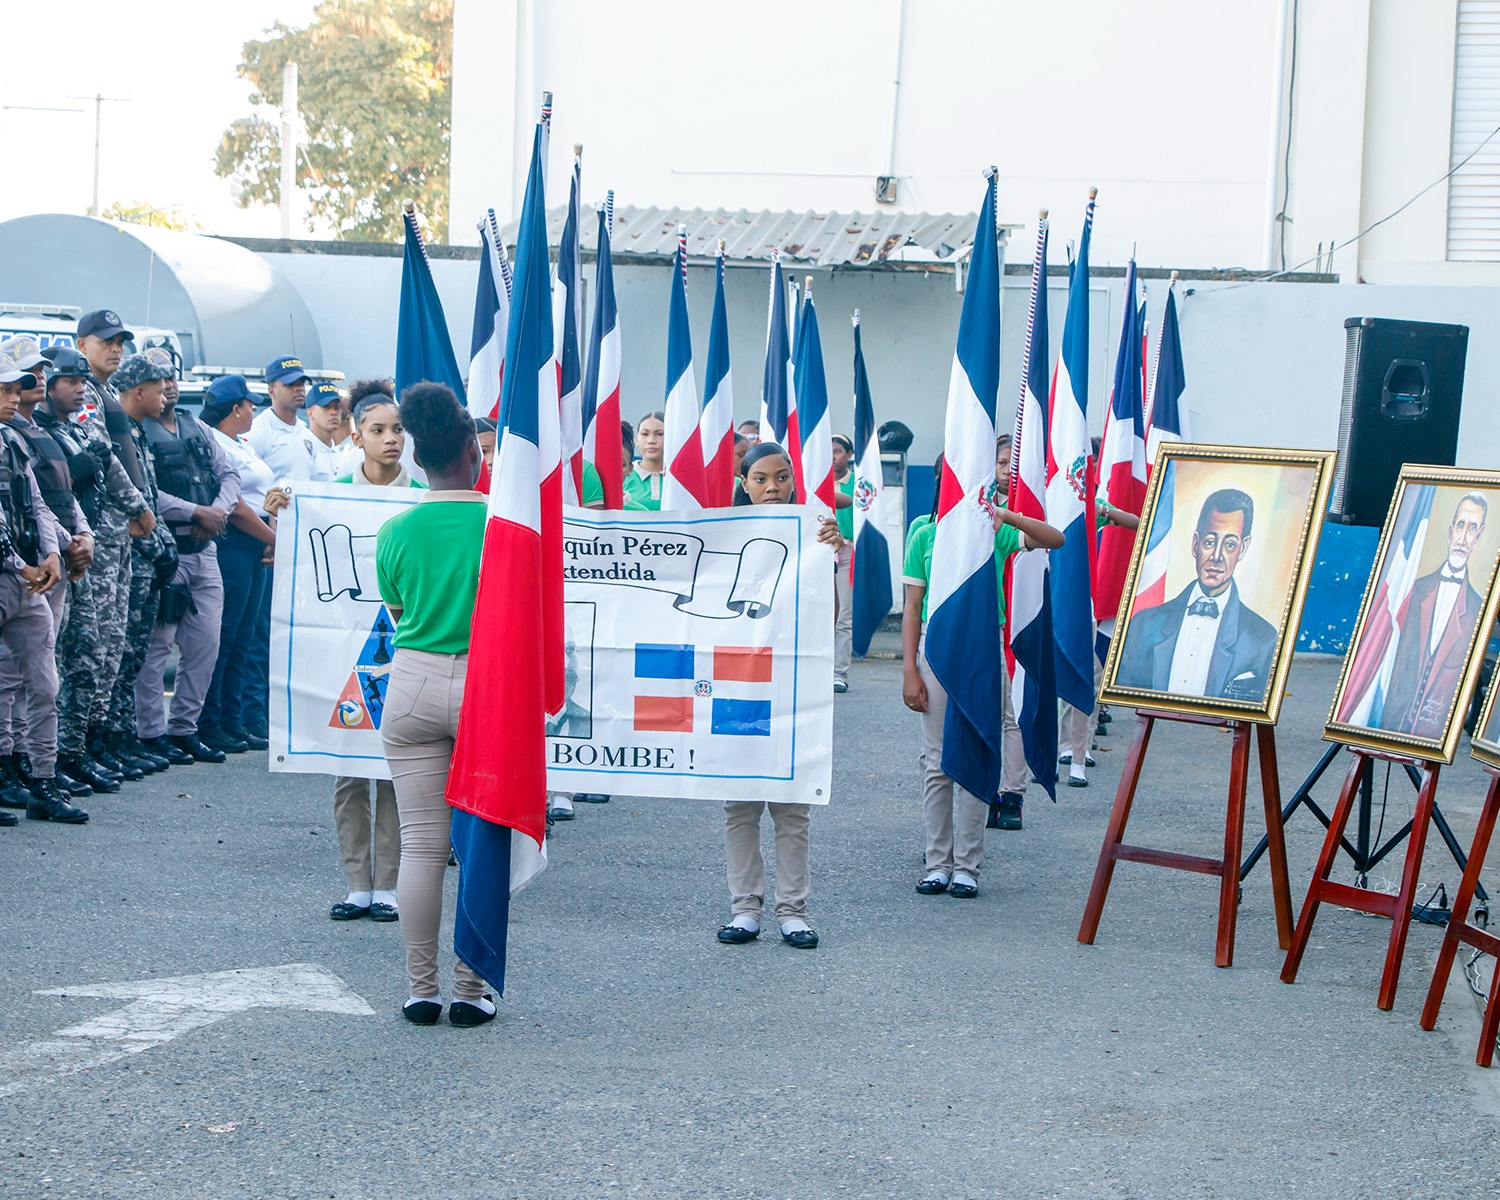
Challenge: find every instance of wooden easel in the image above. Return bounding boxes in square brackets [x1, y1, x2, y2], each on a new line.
[1078, 708, 1295, 968]
[1280, 747, 1440, 1010]
[1419, 765, 1500, 1065]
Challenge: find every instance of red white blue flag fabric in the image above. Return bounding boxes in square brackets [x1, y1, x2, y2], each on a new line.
[1145, 278, 1189, 475]
[1046, 192, 1099, 713]
[926, 170, 1006, 802]
[582, 196, 623, 509]
[1094, 259, 1147, 625]
[850, 311, 892, 657]
[1006, 213, 1058, 800]
[467, 210, 512, 422]
[662, 227, 707, 509]
[793, 280, 836, 509]
[445, 114, 559, 993]
[699, 243, 735, 507]
[395, 206, 466, 402]
[1132, 457, 1175, 615]
[760, 252, 802, 492]
[554, 148, 585, 506]
[631, 643, 774, 736]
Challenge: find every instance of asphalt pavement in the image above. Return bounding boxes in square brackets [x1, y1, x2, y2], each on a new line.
[4, 637, 1500, 1199]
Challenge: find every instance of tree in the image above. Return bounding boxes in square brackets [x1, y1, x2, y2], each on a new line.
[215, 0, 452, 242]
[101, 201, 196, 232]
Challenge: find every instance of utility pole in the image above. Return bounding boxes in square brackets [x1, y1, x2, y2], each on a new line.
[70, 94, 128, 216]
[280, 62, 299, 239]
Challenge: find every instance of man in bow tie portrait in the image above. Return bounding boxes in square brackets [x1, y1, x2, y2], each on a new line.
[1377, 493, 1488, 739]
[1116, 487, 1278, 701]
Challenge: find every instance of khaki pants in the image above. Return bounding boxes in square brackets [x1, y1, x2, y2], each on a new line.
[723, 801, 811, 922]
[833, 541, 853, 682]
[1059, 653, 1104, 764]
[379, 648, 483, 1002]
[333, 776, 400, 893]
[999, 665, 1029, 797]
[917, 631, 987, 876]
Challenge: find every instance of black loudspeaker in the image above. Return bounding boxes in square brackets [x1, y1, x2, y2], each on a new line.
[1328, 317, 1468, 526]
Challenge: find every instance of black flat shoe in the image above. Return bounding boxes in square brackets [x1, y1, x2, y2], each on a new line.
[717, 923, 759, 944]
[402, 998, 442, 1025]
[915, 873, 950, 895]
[449, 996, 497, 1027]
[782, 928, 819, 949]
[330, 901, 370, 920]
[949, 875, 978, 899]
[574, 793, 610, 803]
[369, 902, 399, 923]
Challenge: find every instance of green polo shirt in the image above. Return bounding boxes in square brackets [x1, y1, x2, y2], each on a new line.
[582, 460, 604, 506]
[376, 494, 486, 655]
[623, 467, 663, 511]
[835, 469, 854, 539]
[902, 518, 1022, 624]
[332, 472, 427, 488]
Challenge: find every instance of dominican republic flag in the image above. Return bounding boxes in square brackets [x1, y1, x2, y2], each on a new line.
[662, 227, 707, 509]
[1046, 191, 1099, 713]
[395, 205, 466, 403]
[632, 642, 774, 736]
[850, 311, 892, 657]
[555, 147, 585, 506]
[793, 281, 836, 509]
[582, 196, 623, 509]
[760, 251, 802, 492]
[445, 114, 560, 994]
[1094, 259, 1147, 628]
[1337, 483, 1437, 726]
[468, 210, 512, 422]
[699, 243, 735, 506]
[926, 170, 1006, 803]
[1132, 457, 1175, 615]
[1145, 277, 1189, 477]
[1007, 212, 1058, 801]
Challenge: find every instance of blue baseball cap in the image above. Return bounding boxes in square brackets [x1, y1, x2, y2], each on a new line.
[78, 309, 134, 341]
[305, 381, 343, 408]
[204, 374, 254, 405]
[264, 355, 311, 386]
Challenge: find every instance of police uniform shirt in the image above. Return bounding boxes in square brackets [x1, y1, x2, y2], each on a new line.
[0, 428, 60, 575]
[247, 408, 328, 486]
[212, 428, 276, 513]
[310, 434, 346, 484]
[151, 413, 242, 529]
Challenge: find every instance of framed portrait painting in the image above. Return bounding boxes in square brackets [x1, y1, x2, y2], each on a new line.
[1327, 466, 1500, 763]
[1099, 443, 1336, 723]
[1471, 658, 1500, 771]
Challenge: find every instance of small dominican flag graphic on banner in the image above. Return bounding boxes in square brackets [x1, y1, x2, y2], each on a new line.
[632, 643, 773, 737]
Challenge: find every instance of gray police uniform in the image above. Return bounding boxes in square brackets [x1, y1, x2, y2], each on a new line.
[80, 372, 152, 736]
[0, 423, 62, 783]
[135, 410, 240, 739]
[35, 403, 110, 766]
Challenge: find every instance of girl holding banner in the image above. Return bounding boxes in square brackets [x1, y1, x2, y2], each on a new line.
[716, 442, 845, 950]
[624, 412, 665, 511]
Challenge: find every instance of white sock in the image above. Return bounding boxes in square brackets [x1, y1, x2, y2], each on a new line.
[729, 914, 760, 934]
[922, 869, 950, 883]
[1070, 765, 1086, 781]
[456, 995, 496, 1015]
[371, 890, 398, 908]
[345, 891, 372, 908]
[779, 918, 811, 936]
[405, 994, 441, 1009]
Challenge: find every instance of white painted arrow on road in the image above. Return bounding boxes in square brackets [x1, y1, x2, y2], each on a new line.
[0, 963, 373, 1097]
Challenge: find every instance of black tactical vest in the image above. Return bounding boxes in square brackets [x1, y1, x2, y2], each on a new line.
[9, 417, 79, 535]
[0, 428, 42, 566]
[35, 407, 109, 525]
[85, 374, 148, 493]
[143, 411, 220, 553]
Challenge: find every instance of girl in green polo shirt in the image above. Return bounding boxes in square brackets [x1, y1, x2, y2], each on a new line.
[623, 411, 665, 510]
[900, 442, 1062, 899]
[374, 383, 494, 1029]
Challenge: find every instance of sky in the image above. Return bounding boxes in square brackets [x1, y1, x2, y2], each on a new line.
[1, 1, 322, 236]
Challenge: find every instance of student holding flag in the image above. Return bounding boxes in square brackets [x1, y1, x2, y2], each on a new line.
[831, 434, 856, 692]
[902, 442, 1062, 898]
[624, 412, 665, 510]
[375, 383, 495, 1027]
[716, 442, 845, 950]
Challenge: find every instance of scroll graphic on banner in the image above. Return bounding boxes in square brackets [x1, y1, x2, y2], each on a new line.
[549, 507, 833, 804]
[270, 484, 422, 779]
[272, 492, 834, 802]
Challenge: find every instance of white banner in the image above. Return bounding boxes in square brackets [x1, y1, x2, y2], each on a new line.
[549, 506, 833, 804]
[271, 493, 835, 802]
[269, 483, 420, 779]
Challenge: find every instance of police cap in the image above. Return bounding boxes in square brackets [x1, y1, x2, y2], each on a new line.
[112, 352, 173, 394]
[78, 309, 134, 342]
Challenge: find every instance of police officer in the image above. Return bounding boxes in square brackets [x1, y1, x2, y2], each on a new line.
[74, 309, 162, 780]
[103, 352, 178, 775]
[0, 357, 85, 824]
[34, 346, 121, 794]
[0, 339, 97, 799]
[134, 350, 240, 763]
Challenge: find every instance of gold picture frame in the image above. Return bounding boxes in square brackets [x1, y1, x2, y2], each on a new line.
[1470, 656, 1500, 771]
[1326, 466, 1500, 764]
[1099, 442, 1336, 724]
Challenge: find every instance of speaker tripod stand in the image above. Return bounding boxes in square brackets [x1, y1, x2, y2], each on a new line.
[1240, 742, 1487, 914]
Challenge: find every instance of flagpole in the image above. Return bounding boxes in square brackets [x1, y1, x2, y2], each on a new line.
[1012, 208, 1048, 483]
[1148, 270, 1178, 413]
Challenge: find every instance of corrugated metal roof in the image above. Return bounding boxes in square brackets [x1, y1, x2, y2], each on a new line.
[510, 205, 1010, 267]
